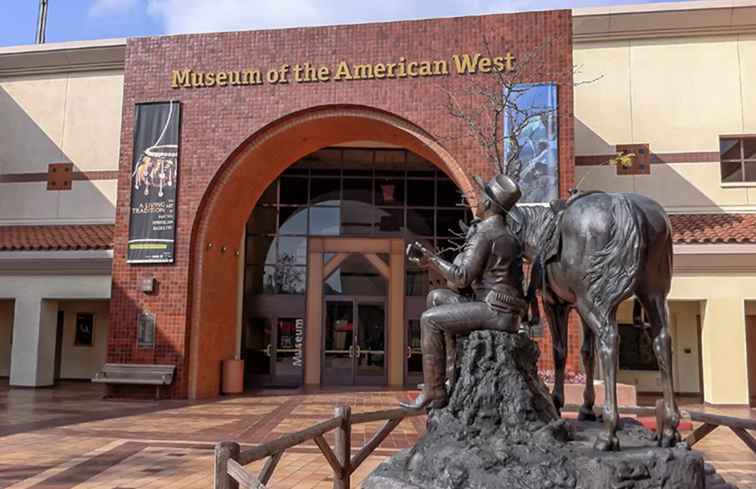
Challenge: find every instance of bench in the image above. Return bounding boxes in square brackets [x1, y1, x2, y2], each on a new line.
[92, 363, 175, 399]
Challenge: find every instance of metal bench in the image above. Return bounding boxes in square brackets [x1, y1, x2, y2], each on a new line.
[92, 363, 175, 399]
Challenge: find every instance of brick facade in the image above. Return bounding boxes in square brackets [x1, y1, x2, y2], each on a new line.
[110, 10, 576, 398]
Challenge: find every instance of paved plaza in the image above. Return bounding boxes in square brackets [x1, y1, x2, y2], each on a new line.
[0, 381, 754, 488]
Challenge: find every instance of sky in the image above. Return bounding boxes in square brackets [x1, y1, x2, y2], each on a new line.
[1, 0, 686, 47]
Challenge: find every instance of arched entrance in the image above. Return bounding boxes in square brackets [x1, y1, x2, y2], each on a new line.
[187, 105, 472, 399]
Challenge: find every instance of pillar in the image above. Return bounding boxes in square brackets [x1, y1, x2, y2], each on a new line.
[700, 298, 749, 405]
[10, 296, 59, 387]
[388, 240, 405, 387]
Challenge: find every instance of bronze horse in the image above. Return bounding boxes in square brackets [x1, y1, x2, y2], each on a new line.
[510, 192, 681, 451]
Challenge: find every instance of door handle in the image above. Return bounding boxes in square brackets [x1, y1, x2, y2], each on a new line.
[348, 344, 354, 359]
[407, 346, 413, 359]
[265, 344, 272, 357]
[355, 345, 361, 358]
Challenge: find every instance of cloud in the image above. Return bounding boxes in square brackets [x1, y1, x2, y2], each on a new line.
[145, 0, 678, 35]
[89, 0, 141, 18]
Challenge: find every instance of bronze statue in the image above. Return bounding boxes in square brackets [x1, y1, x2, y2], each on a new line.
[400, 174, 527, 410]
[511, 192, 681, 451]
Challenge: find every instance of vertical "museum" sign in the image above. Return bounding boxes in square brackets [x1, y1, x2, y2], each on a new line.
[127, 102, 181, 263]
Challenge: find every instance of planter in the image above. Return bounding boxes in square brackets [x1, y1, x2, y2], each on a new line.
[546, 381, 637, 407]
[222, 359, 244, 394]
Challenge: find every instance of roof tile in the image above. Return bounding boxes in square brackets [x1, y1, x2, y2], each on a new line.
[0, 224, 114, 251]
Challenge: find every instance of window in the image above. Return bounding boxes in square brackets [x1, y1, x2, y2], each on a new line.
[720, 136, 756, 183]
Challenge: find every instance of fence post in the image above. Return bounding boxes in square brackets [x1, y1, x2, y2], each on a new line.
[214, 441, 240, 489]
[333, 405, 352, 489]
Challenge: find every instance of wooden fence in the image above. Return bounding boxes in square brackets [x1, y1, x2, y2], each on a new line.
[214, 400, 756, 489]
[213, 405, 425, 489]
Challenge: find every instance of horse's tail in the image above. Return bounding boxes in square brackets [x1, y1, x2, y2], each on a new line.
[584, 194, 644, 321]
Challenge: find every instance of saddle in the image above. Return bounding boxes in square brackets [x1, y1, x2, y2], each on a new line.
[524, 190, 603, 325]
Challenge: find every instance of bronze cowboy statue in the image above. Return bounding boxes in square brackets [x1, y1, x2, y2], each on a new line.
[401, 174, 528, 410]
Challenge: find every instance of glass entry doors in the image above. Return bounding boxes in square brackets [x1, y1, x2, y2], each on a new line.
[323, 298, 386, 385]
[243, 296, 305, 388]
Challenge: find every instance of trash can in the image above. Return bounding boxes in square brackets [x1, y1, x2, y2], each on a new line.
[222, 358, 244, 394]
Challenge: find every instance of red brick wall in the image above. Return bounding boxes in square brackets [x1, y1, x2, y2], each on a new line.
[110, 10, 576, 398]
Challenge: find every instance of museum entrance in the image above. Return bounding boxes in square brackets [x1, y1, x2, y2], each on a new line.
[240, 146, 471, 390]
[322, 252, 389, 385]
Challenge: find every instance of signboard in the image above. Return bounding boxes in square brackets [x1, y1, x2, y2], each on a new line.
[127, 101, 181, 263]
[503, 83, 559, 203]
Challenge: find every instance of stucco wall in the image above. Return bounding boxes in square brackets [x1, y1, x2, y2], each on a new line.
[615, 299, 702, 395]
[0, 70, 123, 225]
[58, 300, 109, 380]
[574, 34, 756, 213]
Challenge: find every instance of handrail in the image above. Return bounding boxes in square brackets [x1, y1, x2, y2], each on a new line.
[213, 404, 425, 489]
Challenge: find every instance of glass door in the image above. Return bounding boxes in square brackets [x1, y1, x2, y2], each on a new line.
[243, 296, 305, 389]
[322, 297, 387, 385]
[405, 296, 425, 387]
[323, 300, 355, 385]
[355, 301, 386, 385]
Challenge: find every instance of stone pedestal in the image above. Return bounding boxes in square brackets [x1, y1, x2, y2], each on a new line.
[364, 331, 733, 489]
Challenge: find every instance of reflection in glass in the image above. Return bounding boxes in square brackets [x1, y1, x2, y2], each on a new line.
[325, 255, 387, 296]
[276, 236, 307, 265]
[407, 209, 435, 236]
[720, 138, 741, 160]
[356, 303, 385, 377]
[375, 178, 404, 205]
[376, 208, 403, 233]
[341, 202, 373, 235]
[311, 178, 340, 205]
[721, 161, 743, 183]
[279, 207, 308, 235]
[310, 206, 340, 235]
[244, 317, 272, 375]
[504, 83, 559, 203]
[324, 301, 354, 374]
[407, 318, 422, 377]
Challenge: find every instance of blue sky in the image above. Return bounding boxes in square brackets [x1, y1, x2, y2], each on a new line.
[2, 0, 685, 47]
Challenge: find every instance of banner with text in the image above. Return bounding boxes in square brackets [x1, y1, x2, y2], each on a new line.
[127, 101, 181, 264]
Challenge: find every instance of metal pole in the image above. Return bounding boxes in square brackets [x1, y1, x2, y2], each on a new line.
[36, 0, 48, 44]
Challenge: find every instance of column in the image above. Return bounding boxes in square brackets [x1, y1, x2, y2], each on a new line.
[701, 298, 749, 405]
[388, 240, 405, 387]
[10, 296, 58, 387]
[305, 238, 323, 386]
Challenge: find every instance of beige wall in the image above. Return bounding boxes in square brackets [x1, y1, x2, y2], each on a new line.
[615, 299, 702, 394]
[0, 300, 13, 377]
[58, 300, 109, 380]
[0, 70, 122, 224]
[574, 34, 756, 213]
[669, 272, 751, 405]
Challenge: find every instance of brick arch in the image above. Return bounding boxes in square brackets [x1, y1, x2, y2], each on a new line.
[186, 105, 472, 399]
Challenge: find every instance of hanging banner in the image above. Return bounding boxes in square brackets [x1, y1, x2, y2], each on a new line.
[127, 101, 181, 263]
[503, 83, 559, 203]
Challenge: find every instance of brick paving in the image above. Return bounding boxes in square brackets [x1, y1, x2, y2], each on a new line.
[0, 381, 754, 488]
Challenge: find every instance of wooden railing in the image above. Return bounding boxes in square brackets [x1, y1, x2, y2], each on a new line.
[564, 400, 756, 454]
[213, 405, 425, 489]
[215, 400, 756, 488]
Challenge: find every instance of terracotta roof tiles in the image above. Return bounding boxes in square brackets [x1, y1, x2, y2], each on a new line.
[0, 224, 114, 251]
[669, 214, 756, 244]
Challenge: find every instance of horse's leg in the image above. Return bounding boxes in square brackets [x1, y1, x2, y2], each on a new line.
[577, 300, 620, 451]
[577, 322, 597, 421]
[544, 303, 569, 414]
[638, 292, 681, 447]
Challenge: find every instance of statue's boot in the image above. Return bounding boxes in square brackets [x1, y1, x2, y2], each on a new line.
[400, 353, 447, 410]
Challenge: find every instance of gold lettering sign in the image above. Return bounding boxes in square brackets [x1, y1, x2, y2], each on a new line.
[170, 52, 516, 89]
